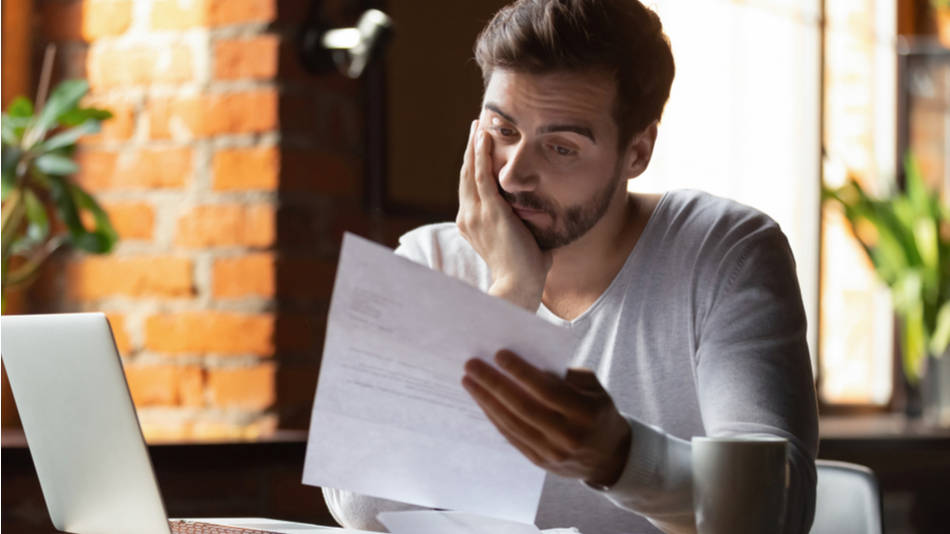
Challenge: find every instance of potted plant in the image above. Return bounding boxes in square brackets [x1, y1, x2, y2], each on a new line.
[1, 78, 117, 310]
[823, 156, 950, 427]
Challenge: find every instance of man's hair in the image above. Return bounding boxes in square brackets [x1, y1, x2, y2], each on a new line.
[474, 0, 675, 149]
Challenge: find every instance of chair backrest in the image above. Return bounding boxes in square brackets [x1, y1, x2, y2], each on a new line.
[810, 460, 882, 534]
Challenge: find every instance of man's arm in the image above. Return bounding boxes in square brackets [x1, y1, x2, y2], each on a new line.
[688, 225, 819, 534]
[606, 225, 819, 534]
[456, 119, 551, 311]
[462, 226, 818, 534]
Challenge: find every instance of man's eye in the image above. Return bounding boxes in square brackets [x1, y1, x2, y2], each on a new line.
[552, 145, 576, 157]
[497, 127, 517, 137]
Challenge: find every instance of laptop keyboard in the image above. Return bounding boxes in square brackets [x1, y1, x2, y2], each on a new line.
[169, 520, 284, 534]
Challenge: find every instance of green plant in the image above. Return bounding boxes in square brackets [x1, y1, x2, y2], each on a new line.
[932, 0, 950, 10]
[1, 79, 117, 309]
[823, 156, 950, 384]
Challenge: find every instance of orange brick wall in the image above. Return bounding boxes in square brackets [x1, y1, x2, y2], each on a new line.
[22, 0, 426, 441]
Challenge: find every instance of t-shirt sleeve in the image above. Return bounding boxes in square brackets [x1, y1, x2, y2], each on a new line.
[394, 229, 430, 265]
[597, 224, 818, 534]
[694, 225, 818, 533]
[321, 487, 429, 531]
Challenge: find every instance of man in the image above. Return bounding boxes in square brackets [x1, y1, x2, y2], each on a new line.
[324, 1, 818, 533]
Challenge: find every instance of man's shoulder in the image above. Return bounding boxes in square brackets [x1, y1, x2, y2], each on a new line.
[658, 189, 782, 249]
[395, 223, 489, 287]
[398, 222, 463, 248]
[662, 189, 777, 231]
[396, 222, 469, 263]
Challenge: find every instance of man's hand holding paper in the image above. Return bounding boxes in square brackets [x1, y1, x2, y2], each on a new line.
[463, 351, 631, 489]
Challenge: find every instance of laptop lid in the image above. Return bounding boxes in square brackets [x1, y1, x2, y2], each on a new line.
[1, 312, 172, 534]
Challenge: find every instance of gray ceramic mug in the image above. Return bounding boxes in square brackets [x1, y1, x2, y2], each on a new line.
[691, 436, 789, 534]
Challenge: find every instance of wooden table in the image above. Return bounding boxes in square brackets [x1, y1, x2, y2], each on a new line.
[818, 414, 950, 533]
[4, 417, 949, 533]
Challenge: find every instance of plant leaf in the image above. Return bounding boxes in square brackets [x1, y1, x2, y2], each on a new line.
[904, 153, 932, 219]
[9, 189, 51, 255]
[2, 145, 23, 200]
[930, 301, 950, 357]
[1, 186, 27, 263]
[27, 79, 90, 147]
[893, 271, 923, 314]
[6, 97, 34, 118]
[48, 175, 82, 238]
[34, 153, 79, 176]
[58, 107, 113, 127]
[6, 235, 67, 288]
[38, 120, 101, 153]
[68, 183, 117, 254]
[23, 188, 50, 242]
[915, 217, 940, 292]
[2, 116, 18, 145]
[1, 113, 32, 145]
[900, 301, 928, 384]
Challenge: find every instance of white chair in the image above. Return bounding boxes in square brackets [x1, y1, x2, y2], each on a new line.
[810, 460, 883, 534]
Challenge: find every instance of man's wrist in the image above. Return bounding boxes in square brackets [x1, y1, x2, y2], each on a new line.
[584, 422, 633, 490]
[488, 276, 543, 311]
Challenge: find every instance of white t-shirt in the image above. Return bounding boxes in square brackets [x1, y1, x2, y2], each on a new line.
[323, 189, 818, 534]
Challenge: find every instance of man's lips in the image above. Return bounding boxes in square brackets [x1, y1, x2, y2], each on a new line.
[511, 205, 547, 219]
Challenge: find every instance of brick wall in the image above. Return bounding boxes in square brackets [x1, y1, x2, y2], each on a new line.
[21, 0, 426, 441]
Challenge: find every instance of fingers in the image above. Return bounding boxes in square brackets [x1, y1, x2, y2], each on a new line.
[473, 127, 501, 203]
[496, 351, 599, 420]
[462, 374, 552, 464]
[464, 358, 583, 449]
[564, 368, 607, 393]
[459, 120, 479, 203]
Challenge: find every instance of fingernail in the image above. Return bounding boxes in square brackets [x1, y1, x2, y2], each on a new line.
[464, 358, 479, 373]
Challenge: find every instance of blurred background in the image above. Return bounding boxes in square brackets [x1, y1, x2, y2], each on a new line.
[1, 0, 949, 532]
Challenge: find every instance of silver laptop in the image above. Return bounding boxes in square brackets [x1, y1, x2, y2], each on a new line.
[0, 313, 306, 534]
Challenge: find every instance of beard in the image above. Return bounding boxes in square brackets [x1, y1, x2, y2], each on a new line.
[499, 163, 624, 250]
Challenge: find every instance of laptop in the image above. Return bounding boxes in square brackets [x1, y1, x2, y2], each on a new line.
[1, 313, 347, 534]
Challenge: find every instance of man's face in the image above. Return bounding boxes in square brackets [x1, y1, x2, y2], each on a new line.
[479, 69, 627, 250]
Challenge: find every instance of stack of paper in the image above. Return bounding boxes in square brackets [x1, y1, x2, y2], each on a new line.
[379, 511, 580, 534]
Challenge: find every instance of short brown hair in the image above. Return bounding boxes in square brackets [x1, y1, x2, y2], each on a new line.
[474, 0, 675, 148]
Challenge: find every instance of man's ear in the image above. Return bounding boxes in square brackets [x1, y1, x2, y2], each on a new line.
[623, 121, 658, 179]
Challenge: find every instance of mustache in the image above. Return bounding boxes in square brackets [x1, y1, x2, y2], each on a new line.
[498, 187, 555, 213]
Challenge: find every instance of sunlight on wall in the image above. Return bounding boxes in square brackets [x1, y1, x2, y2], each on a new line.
[632, 0, 822, 367]
[634, 0, 897, 405]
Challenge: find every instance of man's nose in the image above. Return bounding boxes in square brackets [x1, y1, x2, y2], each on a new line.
[496, 142, 538, 194]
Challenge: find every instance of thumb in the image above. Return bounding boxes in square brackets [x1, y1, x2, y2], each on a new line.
[565, 367, 604, 393]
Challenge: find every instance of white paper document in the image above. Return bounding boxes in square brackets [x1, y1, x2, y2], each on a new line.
[303, 233, 578, 524]
[378, 510, 581, 534]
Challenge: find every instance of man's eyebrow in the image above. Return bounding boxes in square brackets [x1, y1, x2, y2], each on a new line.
[484, 103, 517, 125]
[538, 124, 596, 144]
[483, 102, 597, 144]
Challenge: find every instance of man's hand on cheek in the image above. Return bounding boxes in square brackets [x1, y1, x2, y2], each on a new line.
[462, 350, 632, 488]
[456, 120, 552, 311]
